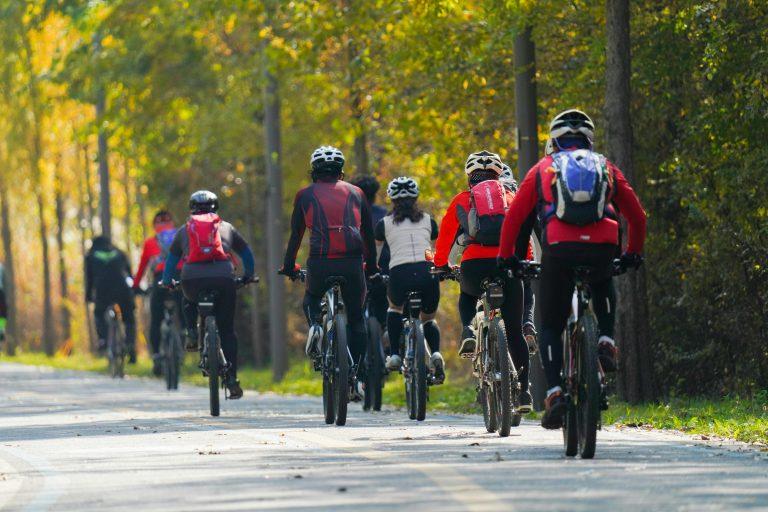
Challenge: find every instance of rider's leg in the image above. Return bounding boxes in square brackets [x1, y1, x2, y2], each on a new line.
[340, 265, 367, 368]
[421, 313, 440, 352]
[386, 302, 404, 356]
[119, 294, 137, 363]
[213, 278, 238, 377]
[592, 275, 618, 371]
[500, 275, 529, 392]
[420, 265, 441, 353]
[148, 285, 165, 356]
[93, 300, 108, 350]
[538, 253, 575, 391]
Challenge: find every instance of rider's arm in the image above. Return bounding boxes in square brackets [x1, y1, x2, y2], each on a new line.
[431, 218, 439, 241]
[282, 190, 306, 271]
[433, 195, 461, 267]
[610, 164, 647, 254]
[230, 228, 255, 278]
[359, 195, 378, 270]
[84, 254, 94, 302]
[499, 165, 539, 259]
[133, 238, 152, 289]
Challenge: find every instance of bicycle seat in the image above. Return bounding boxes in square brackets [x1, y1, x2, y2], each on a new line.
[325, 276, 347, 287]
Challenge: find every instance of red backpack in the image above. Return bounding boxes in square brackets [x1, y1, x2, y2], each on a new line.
[461, 180, 510, 246]
[186, 213, 229, 263]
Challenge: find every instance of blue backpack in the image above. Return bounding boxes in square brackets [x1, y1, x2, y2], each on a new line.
[156, 228, 177, 260]
[551, 149, 610, 226]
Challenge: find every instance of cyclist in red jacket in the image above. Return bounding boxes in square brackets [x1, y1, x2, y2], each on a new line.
[433, 151, 535, 412]
[498, 109, 647, 429]
[133, 211, 184, 376]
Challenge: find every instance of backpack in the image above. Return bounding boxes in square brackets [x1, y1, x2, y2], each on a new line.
[185, 213, 229, 263]
[465, 180, 509, 246]
[550, 149, 610, 226]
[156, 228, 177, 261]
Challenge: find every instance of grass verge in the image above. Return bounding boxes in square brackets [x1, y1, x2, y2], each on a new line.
[2, 352, 767, 444]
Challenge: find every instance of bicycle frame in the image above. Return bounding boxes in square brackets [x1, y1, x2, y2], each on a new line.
[197, 291, 229, 378]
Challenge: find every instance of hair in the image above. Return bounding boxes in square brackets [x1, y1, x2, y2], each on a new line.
[391, 197, 424, 224]
[311, 166, 343, 183]
[153, 210, 173, 224]
[349, 175, 380, 203]
[468, 169, 498, 188]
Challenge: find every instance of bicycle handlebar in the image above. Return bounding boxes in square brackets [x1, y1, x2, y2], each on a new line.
[509, 260, 541, 280]
[279, 268, 307, 282]
[430, 266, 461, 282]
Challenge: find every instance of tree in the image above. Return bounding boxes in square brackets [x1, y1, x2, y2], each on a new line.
[604, 0, 654, 403]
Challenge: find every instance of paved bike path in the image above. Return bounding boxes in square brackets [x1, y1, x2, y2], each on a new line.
[0, 363, 766, 511]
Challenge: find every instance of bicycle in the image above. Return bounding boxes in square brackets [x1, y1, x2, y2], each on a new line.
[104, 305, 126, 379]
[168, 276, 256, 417]
[363, 275, 388, 412]
[562, 259, 626, 459]
[437, 262, 539, 436]
[159, 293, 184, 391]
[282, 269, 355, 426]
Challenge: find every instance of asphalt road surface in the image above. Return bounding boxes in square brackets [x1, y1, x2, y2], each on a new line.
[1, 363, 767, 511]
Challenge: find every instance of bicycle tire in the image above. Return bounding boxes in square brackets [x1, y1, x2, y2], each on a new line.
[205, 316, 220, 417]
[480, 385, 498, 433]
[334, 313, 349, 426]
[563, 330, 578, 456]
[413, 320, 427, 421]
[365, 316, 385, 412]
[491, 318, 514, 437]
[322, 324, 335, 425]
[166, 329, 182, 390]
[577, 312, 600, 459]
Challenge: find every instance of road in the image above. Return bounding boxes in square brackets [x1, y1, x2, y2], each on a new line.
[0, 363, 766, 512]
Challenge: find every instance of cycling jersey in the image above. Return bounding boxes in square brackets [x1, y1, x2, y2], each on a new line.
[499, 154, 646, 257]
[134, 231, 183, 287]
[435, 188, 533, 267]
[283, 180, 377, 271]
[375, 214, 438, 269]
[85, 241, 133, 303]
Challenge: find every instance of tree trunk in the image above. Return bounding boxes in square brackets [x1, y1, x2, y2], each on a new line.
[55, 172, 71, 344]
[263, 60, 287, 381]
[0, 185, 17, 355]
[605, 0, 654, 403]
[513, 26, 546, 410]
[96, 87, 112, 239]
[122, 160, 133, 261]
[76, 154, 96, 353]
[244, 167, 266, 367]
[83, 143, 96, 236]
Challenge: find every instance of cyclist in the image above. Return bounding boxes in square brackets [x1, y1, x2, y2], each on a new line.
[280, 146, 378, 399]
[350, 175, 389, 330]
[0, 262, 6, 342]
[500, 164, 537, 352]
[160, 190, 256, 400]
[498, 109, 646, 429]
[85, 236, 137, 362]
[375, 177, 444, 382]
[133, 210, 184, 377]
[433, 151, 535, 411]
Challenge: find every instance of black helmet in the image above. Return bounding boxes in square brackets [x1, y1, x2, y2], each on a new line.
[350, 175, 380, 202]
[189, 190, 219, 214]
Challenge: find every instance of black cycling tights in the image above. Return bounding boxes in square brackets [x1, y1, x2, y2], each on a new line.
[538, 246, 616, 390]
[459, 258, 529, 392]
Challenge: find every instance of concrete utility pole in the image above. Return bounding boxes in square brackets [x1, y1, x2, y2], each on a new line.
[263, 62, 287, 382]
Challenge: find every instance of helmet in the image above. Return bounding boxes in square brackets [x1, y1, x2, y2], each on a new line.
[350, 175, 380, 202]
[499, 163, 518, 190]
[310, 146, 345, 171]
[189, 190, 219, 214]
[547, 109, 594, 155]
[387, 177, 419, 199]
[465, 150, 504, 176]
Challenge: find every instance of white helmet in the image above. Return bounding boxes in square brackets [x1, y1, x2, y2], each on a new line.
[387, 177, 419, 199]
[546, 109, 594, 155]
[310, 145, 345, 169]
[499, 163, 518, 190]
[465, 150, 504, 176]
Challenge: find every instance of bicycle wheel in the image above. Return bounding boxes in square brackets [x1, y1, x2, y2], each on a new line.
[480, 382, 498, 433]
[413, 320, 427, 421]
[205, 316, 220, 417]
[491, 318, 514, 437]
[165, 328, 182, 390]
[334, 313, 349, 426]
[364, 316, 385, 412]
[576, 313, 600, 459]
[563, 331, 578, 456]
[322, 323, 335, 425]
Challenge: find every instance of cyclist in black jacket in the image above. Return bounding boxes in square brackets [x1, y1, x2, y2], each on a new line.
[85, 236, 136, 362]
